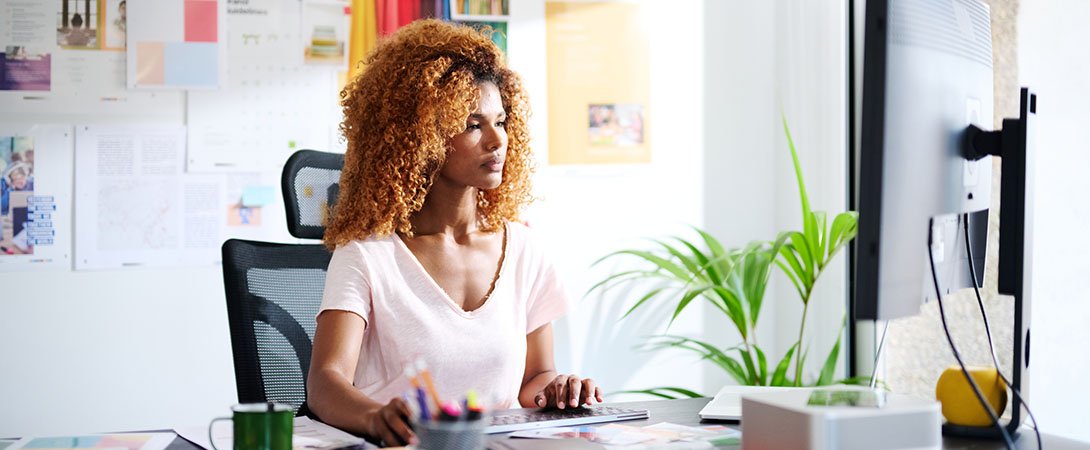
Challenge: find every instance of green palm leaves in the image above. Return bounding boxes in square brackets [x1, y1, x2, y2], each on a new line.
[778, 115, 859, 386]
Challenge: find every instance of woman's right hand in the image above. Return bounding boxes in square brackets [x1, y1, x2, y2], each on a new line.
[363, 397, 417, 447]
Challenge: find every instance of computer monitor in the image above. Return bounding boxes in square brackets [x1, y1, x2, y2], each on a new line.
[856, 0, 994, 321]
[855, 0, 1037, 438]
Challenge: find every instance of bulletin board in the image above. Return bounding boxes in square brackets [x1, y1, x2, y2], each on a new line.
[545, 1, 651, 165]
[0, 0, 342, 271]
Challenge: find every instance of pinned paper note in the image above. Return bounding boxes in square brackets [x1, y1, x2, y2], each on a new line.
[227, 205, 262, 227]
[241, 186, 276, 207]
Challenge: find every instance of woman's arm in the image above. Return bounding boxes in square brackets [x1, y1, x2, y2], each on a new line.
[519, 323, 604, 409]
[307, 310, 415, 446]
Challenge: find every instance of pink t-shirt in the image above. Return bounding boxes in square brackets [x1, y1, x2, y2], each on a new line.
[318, 222, 568, 408]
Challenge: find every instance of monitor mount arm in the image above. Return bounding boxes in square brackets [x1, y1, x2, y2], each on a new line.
[962, 125, 1003, 160]
[953, 88, 1037, 438]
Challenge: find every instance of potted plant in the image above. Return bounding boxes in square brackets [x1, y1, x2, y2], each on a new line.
[589, 117, 861, 396]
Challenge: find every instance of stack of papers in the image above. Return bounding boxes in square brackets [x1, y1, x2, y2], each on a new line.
[509, 422, 740, 449]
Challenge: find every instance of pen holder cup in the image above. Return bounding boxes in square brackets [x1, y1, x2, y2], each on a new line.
[416, 419, 486, 450]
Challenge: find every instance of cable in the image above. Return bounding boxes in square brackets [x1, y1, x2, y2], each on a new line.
[928, 220, 1016, 450]
[964, 213, 1043, 449]
[869, 320, 889, 389]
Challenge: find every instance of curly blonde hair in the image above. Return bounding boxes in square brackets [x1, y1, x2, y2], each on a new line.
[324, 19, 533, 249]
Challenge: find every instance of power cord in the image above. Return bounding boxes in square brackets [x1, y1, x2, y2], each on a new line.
[963, 212, 1043, 449]
[928, 219, 1016, 450]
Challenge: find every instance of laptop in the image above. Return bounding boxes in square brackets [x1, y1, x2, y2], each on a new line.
[698, 385, 809, 420]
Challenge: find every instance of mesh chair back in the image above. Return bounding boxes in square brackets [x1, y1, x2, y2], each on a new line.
[282, 150, 345, 239]
[222, 239, 332, 413]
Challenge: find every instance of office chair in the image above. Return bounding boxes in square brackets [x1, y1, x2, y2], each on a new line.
[221, 149, 344, 415]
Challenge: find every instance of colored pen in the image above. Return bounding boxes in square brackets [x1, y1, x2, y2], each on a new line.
[415, 359, 443, 410]
[402, 392, 420, 423]
[466, 389, 479, 410]
[404, 365, 432, 417]
[439, 401, 462, 421]
[416, 387, 431, 421]
[404, 365, 421, 389]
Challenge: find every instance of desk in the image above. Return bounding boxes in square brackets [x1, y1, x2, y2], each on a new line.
[154, 398, 1086, 450]
[489, 398, 1088, 450]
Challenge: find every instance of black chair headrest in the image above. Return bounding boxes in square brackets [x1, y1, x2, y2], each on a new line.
[282, 150, 345, 240]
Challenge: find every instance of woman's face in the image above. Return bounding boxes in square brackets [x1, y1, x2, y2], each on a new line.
[9, 170, 27, 190]
[441, 81, 508, 190]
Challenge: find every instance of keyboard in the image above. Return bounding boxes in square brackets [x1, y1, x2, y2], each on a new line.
[484, 406, 650, 434]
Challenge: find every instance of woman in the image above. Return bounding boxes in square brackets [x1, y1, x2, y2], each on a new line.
[307, 20, 603, 446]
[63, 13, 95, 47]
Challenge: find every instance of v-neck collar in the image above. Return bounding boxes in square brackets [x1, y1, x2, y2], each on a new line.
[392, 223, 509, 318]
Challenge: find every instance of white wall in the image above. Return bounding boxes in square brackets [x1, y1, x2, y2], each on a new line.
[702, 0, 778, 392]
[702, 0, 850, 390]
[0, 114, 277, 435]
[513, 0, 710, 398]
[1019, 0, 1090, 443]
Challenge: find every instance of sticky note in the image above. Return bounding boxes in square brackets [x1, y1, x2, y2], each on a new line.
[242, 186, 277, 207]
[136, 42, 165, 85]
[185, 0, 219, 43]
[164, 42, 217, 87]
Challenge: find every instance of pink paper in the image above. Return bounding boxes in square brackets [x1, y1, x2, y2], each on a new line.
[185, 0, 218, 42]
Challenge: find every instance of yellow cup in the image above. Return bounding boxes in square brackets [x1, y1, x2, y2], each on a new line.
[935, 366, 1008, 427]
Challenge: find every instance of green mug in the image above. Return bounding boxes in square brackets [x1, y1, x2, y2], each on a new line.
[209, 403, 293, 450]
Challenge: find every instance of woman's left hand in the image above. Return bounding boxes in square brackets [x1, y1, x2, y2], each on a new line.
[533, 374, 604, 409]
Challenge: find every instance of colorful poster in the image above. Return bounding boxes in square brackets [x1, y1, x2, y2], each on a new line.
[54, 0, 127, 51]
[1, 0, 56, 91]
[101, 0, 127, 50]
[546, 2, 651, 164]
[0, 124, 74, 272]
[126, 0, 226, 89]
[56, 0, 101, 49]
[0, 135, 36, 256]
[0, 47, 51, 91]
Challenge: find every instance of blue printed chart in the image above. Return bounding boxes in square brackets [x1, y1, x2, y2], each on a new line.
[23, 195, 57, 246]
